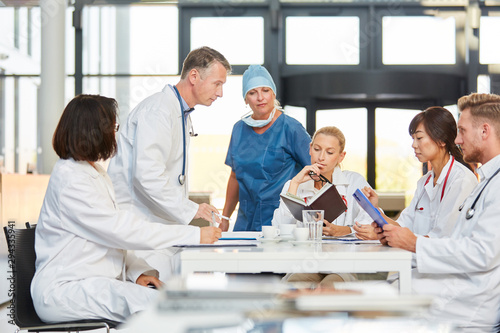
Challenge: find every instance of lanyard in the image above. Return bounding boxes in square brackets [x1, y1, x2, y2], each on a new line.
[173, 86, 187, 185]
[415, 156, 454, 210]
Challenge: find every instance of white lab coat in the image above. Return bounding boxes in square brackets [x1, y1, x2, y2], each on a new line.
[272, 167, 372, 228]
[397, 156, 477, 237]
[108, 84, 198, 226]
[31, 158, 200, 323]
[413, 154, 500, 332]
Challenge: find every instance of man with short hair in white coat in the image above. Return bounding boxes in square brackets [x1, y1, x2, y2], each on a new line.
[371, 92, 500, 332]
[108, 47, 231, 279]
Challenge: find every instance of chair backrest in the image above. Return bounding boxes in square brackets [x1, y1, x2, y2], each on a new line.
[8, 227, 121, 332]
[13, 227, 47, 327]
[3, 226, 14, 254]
[25, 222, 36, 229]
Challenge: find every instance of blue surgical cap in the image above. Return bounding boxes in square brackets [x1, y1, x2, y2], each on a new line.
[242, 65, 277, 98]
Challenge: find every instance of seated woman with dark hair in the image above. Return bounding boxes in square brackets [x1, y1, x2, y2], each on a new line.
[359, 106, 477, 240]
[31, 94, 221, 323]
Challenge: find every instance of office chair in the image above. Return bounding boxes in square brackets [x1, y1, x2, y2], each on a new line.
[25, 222, 36, 229]
[5, 227, 121, 332]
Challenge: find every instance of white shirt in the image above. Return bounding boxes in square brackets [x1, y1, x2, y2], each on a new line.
[414, 154, 500, 332]
[272, 167, 372, 227]
[397, 156, 477, 237]
[108, 85, 198, 225]
[31, 159, 200, 322]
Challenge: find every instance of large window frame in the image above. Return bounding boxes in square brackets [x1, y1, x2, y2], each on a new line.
[2, 0, 500, 187]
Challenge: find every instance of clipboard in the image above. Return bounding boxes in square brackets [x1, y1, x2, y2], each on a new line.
[352, 189, 388, 228]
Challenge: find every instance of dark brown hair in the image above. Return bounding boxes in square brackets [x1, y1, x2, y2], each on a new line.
[409, 106, 472, 171]
[180, 46, 231, 80]
[53, 94, 118, 161]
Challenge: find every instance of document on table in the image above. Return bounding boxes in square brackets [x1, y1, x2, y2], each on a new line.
[323, 232, 356, 239]
[219, 231, 261, 240]
[322, 234, 381, 244]
[173, 239, 259, 248]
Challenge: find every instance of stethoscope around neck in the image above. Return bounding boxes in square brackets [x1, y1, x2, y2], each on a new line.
[414, 156, 454, 211]
[459, 166, 500, 220]
[173, 86, 197, 185]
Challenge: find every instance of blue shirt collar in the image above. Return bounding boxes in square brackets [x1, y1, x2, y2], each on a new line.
[169, 84, 195, 116]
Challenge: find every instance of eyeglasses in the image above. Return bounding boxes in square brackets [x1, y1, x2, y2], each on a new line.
[114, 123, 120, 132]
[308, 171, 331, 184]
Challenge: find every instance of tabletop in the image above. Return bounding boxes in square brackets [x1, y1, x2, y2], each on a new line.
[174, 240, 412, 293]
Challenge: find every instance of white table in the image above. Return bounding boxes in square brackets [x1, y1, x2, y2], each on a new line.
[175, 242, 413, 294]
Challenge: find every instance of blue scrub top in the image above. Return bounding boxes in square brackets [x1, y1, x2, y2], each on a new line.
[225, 113, 311, 231]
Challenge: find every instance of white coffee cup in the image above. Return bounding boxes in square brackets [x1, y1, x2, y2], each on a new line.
[262, 226, 280, 239]
[293, 228, 309, 242]
[278, 224, 297, 237]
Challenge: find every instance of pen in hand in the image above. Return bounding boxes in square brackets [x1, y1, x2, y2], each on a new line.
[213, 212, 232, 222]
[211, 211, 220, 228]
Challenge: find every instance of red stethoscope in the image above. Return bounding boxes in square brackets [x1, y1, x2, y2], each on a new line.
[342, 195, 348, 211]
[415, 156, 455, 211]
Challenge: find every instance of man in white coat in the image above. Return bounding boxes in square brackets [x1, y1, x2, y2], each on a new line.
[372, 93, 500, 332]
[108, 47, 231, 279]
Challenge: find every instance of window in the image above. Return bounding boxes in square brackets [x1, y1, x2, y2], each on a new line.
[189, 76, 245, 208]
[191, 17, 264, 65]
[375, 108, 421, 203]
[129, 6, 178, 74]
[478, 75, 491, 93]
[479, 16, 500, 64]
[382, 16, 456, 65]
[82, 5, 178, 75]
[0, 7, 41, 173]
[0, 8, 15, 49]
[315, 108, 367, 177]
[284, 105, 307, 129]
[286, 16, 360, 65]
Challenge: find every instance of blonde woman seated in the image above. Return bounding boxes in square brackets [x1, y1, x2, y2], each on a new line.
[272, 126, 375, 285]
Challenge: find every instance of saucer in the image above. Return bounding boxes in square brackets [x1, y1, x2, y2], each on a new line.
[280, 235, 295, 241]
[258, 237, 281, 243]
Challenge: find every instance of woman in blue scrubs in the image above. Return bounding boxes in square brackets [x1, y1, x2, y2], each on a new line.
[221, 65, 311, 231]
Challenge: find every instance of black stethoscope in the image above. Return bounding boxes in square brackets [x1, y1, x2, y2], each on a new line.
[173, 86, 197, 186]
[459, 167, 500, 220]
[415, 156, 454, 211]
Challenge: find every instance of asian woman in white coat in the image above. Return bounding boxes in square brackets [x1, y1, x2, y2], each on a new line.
[31, 95, 221, 323]
[358, 106, 478, 240]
